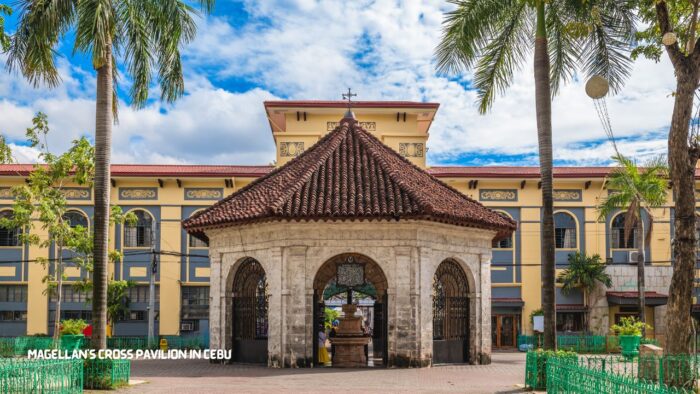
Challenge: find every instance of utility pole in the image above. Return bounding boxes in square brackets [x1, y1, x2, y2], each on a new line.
[148, 220, 157, 348]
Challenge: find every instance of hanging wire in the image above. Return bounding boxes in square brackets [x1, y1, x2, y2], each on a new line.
[593, 96, 620, 155]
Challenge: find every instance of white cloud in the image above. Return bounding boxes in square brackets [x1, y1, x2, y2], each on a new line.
[0, 0, 679, 166]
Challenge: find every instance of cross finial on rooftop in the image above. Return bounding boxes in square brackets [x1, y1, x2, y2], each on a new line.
[342, 88, 357, 119]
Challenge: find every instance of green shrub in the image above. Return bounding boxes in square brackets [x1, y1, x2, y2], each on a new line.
[610, 316, 650, 336]
[60, 319, 88, 335]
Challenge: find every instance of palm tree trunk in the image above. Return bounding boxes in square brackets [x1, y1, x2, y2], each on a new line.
[91, 43, 114, 350]
[54, 243, 63, 342]
[665, 73, 699, 355]
[534, 0, 556, 350]
[637, 211, 646, 337]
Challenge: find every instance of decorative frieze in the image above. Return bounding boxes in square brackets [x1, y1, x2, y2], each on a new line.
[399, 143, 424, 158]
[479, 189, 518, 202]
[327, 121, 376, 131]
[62, 187, 91, 200]
[280, 142, 304, 157]
[119, 187, 158, 200]
[185, 188, 224, 200]
[553, 189, 582, 202]
[0, 187, 12, 199]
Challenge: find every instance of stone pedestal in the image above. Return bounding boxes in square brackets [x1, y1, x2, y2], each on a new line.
[330, 304, 370, 368]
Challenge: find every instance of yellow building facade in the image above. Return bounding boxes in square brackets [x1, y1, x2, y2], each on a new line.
[0, 100, 685, 347]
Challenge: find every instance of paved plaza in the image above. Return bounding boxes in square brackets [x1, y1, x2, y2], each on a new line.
[113, 352, 528, 394]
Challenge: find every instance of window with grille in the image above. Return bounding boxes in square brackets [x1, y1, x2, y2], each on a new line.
[50, 286, 88, 303]
[554, 212, 577, 249]
[0, 285, 28, 302]
[181, 286, 209, 320]
[611, 214, 637, 249]
[0, 211, 21, 247]
[492, 236, 513, 249]
[63, 210, 88, 228]
[124, 210, 153, 247]
[127, 285, 159, 303]
[189, 235, 209, 248]
[0, 311, 26, 321]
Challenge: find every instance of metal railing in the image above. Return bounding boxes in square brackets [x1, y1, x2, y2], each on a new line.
[547, 354, 696, 393]
[518, 334, 659, 354]
[83, 359, 130, 389]
[0, 358, 83, 393]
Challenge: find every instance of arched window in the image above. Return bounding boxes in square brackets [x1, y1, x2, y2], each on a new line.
[0, 210, 21, 247]
[63, 210, 88, 229]
[554, 212, 577, 249]
[611, 213, 637, 249]
[491, 211, 513, 249]
[124, 210, 154, 248]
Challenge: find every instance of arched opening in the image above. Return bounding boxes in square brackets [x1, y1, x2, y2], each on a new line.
[312, 253, 388, 368]
[433, 259, 470, 364]
[611, 212, 638, 249]
[231, 258, 268, 364]
[554, 211, 578, 249]
[123, 209, 154, 248]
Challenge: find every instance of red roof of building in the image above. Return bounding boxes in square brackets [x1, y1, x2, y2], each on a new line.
[264, 100, 439, 109]
[606, 291, 668, 299]
[427, 166, 615, 178]
[183, 118, 516, 239]
[0, 164, 273, 178]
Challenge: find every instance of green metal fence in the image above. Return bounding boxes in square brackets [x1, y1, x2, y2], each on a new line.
[518, 334, 635, 353]
[106, 337, 155, 350]
[525, 350, 578, 389]
[546, 355, 695, 393]
[0, 359, 83, 393]
[557, 335, 607, 353]
[0, 337, 58, 357]
[83, 359, 130, 390]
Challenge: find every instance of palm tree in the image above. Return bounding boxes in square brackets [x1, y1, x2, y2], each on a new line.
[597, 154, 668, 335]
[557, 252, 612, 332]
[6, 0, 214, 349]
[435, 0, 634, 349]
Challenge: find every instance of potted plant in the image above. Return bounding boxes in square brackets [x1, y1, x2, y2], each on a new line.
[60, 319, 88, 351]
[610, 316, 649, 358]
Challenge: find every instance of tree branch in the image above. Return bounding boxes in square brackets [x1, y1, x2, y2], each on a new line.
[688, 0, 699, 53]
[656, 1, 686, 68]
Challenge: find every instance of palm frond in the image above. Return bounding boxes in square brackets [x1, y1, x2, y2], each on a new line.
[577, 0, 635, 93]
[546, 1, 578, 96]
[6, 0, 76, 87]
[117, 0, 152, 108]
[149, 0, 197, 104]
[472, 2, 533, 113]
[435, 0, 521, 76]
[75, 0, 116, 69]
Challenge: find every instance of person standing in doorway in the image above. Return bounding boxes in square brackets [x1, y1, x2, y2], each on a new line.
[318, 325, 330, 366]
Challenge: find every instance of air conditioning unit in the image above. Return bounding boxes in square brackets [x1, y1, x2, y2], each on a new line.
[180, 322, 194, 331]
[627, 251, 641, 264]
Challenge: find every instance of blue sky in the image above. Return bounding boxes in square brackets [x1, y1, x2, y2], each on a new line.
[0, 0, 678, 166]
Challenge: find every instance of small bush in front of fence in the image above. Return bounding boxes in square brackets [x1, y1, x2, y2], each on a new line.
[83, 358, 130, 390]
[524, 349, 577, 389]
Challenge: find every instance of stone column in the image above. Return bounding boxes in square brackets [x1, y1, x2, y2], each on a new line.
[478, 252, 491, 364]
[281, 246, 308, 367]
[392, 246, 425, 367]
[208, 253, 223, 351]
[418, 247, 434, 364]
[266, 247, 283, 367]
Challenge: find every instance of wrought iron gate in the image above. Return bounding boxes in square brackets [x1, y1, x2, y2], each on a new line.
[232, 258, 268, 363]
[432, 259, 469, 364]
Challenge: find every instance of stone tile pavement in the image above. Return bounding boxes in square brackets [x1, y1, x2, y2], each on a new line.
[113, 352, 531, 394]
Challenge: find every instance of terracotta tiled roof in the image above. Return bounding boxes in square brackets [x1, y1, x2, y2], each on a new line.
[0, 164, 273, 178]
[606, 291, 668, 299]
[183, 118, 516, 239]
